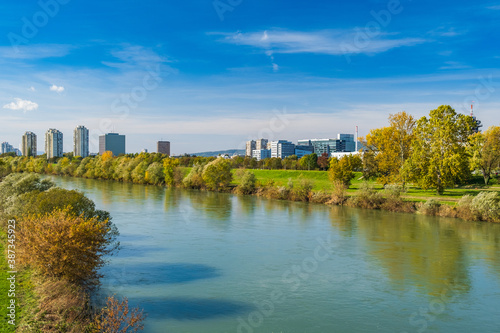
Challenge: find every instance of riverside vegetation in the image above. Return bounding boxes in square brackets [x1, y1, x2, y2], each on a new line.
[1, 105, 499, 223]
[0, 173, 145, 332]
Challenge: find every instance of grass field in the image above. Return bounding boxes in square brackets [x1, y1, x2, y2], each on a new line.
[180, 167, 500, 204]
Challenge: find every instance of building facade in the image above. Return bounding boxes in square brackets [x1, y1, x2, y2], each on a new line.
[157, 141, 171, 156]
[246, 140, 256, 157]
[99, 133, 126, 156]
[297, 134, 357, 155]
[252, 149, 271, 161]
[22, 131, 37, 157]
[45, 129, 63, 159]
[255, 139, 268, 150]
[270, 140, 295, 159]
[295, 145, 314, 159]
[73, 126, 89, 158]
[1, 142, 14, 155]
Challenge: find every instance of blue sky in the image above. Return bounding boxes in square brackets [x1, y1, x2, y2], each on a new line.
[0, 0, 499, 154]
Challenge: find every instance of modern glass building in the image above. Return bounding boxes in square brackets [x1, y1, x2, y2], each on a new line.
[270, 140, 295, 159]
[99, 133, 126, 156]
[252, 149, 271, 161]
[1, 142, 14, 154]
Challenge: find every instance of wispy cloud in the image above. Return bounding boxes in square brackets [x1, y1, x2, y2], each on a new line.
[50, 84, 65, 93]
[102, 44, 171, 70]
[3, 98, 39, 112]
[439, 61, 470, 70]
[215, 30, 428, 56]
[0, 44, 72, 60]
[487, 4, 500, 10]
[29, 86, 36, 92]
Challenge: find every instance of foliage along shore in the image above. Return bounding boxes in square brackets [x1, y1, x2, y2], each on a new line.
[0, 173, 145, 332]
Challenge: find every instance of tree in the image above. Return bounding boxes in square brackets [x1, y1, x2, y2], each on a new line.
[299, 153, 318, 170]
[364, 111, 415, 185]
[468, 126, 500, 185]
[404, 105, 474, 194]
[328, 154, 362, 187]
[145, 162, 165, 185]
[163, 157, 180, 186]
[235, 171, 257, 194]
[317, 153, 330, 171]
[202, 158, 233, 191]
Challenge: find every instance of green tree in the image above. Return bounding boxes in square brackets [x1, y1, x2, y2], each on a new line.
[404, 105, 474, 194]
[299, 153, 318, 170]
[145, 162, 165, 185]
[202, 158, 233, 191]
[328, 154, 362, 187]
[468, 126, 500, 185]
[235, 171, 257, 194]
[163, 157, 180, 186]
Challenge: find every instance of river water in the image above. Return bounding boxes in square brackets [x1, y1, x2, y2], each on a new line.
[48, 176, 500, 333]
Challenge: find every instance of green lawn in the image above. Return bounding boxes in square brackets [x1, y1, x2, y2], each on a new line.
[0, 234, 16, 333]
[179, 167, 500, 204]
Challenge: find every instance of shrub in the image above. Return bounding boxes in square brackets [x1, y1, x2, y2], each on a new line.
[327, 180, 348, 205]
[145, 162, 164, 185]
[471, 191, 500, 222]
[183, 164, 205, 189]
[18, 209, 119, 288]
[202, 158, 233, 191]
[163, 158, 180, 186]
[0, 173, 54, 215]
[456, 195, 477, 221]
[349, 182, 384, 209]
[235, 171, 257, 195]
[291, 178, 314, 202]
[417, 199, 441, 216]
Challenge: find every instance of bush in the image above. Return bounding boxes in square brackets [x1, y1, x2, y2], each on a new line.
[327, 180, 348, 205]
[92, 296, 145, 333]
[0, 173, 54, 215]
[145, 162, 164, 185]
[471, 192, 500, 222]
[183, 164, 205, 189]
[349, 182, 384, 209]
[417, 199, 441, 216]
[202, 158, 233, 191]
[291, 178, 314, 202]
[18, 210, 119, 288]
[235, 171, 257, 195]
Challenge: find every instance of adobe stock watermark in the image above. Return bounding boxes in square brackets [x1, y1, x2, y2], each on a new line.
[237, 107, 296, 153]
[400, 283, 460, 333]
[462, 75, 495, 113]
[340, 0, 405, 64]
[213, 0, 243, 21]
[8, 0, 71, 52]
[236, 235, 337, 333]
[89, 64, 164, 152]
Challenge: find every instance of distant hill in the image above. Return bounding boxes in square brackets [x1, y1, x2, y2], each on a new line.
[186, 149, 245, 157]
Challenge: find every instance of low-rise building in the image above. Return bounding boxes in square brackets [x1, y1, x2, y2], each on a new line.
[252, 149, 271, 161]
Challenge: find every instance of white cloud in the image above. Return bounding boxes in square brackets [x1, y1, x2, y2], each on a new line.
[3, 98, 39, 112]
[215, 29, 428, 56]
[29, 86, 36, 92]
[272, 63, 279, 72]
[50, 84, 65, 93]
[0, 44, 72, 60]
[487, 5, 500, 10]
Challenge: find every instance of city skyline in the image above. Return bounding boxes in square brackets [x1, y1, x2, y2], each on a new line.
[0, 1, 499, 154]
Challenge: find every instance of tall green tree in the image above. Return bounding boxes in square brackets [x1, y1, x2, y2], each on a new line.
[202, 158, 233, 191]
[404, 105, 474, 194]
[299, 153, 318, 171]
[328, 154, 362, 187]
[468, 125, 500, 185]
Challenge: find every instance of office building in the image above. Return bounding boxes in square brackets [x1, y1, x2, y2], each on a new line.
[45, 128, 63, 158]
[246, 140, 256, 157]
[297, 134, 357, 155]
[270, 140, 295, 159]
[255, 139, 268, 150]
[252, 149, 271, 161]
[22, 131, 37, 157]
[99, 133, 126, 156]
[1, 142, 14, 154]
[295, 145, 314, 159]
[157, 141, 171, 156]
[73, 126, 89, 158]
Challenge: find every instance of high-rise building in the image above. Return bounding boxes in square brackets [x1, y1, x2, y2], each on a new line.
[73, 126, 89, 158]
[255, 139, 268, 150]
[295, 145, 314, 159]
[246, 140, 256, 157]
[99, 133, 126, 156]
[1, 142, 14, 154]
[157, 141, 170, 156]
[270, 140, 295, 159]
[45, 129, 63, 158]
[22, 131, 37, 157]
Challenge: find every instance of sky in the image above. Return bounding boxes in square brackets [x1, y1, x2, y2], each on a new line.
[0, 0, 499, 155]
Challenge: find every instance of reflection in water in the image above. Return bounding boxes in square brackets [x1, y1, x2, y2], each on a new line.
[47, 176, 500, 333]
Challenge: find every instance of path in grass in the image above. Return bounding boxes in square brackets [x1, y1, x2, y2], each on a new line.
[0, 235, 16, 332]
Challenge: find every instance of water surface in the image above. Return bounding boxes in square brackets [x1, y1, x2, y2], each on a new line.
[49, 176, 500, 333]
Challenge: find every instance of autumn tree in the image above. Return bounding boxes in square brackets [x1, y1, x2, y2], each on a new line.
[404, 105, 474, 194]
[202, 158, 233, 191]
[92, 296, 145, 333]
[317, 153, 330, 171]
[468, 125, 500, 185]
[163, 157, 180, 186]
[328, 154, 362, 187]
[364, 111, 415, 185]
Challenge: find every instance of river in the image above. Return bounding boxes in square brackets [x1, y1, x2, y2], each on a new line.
[48, 176, 500, 333]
